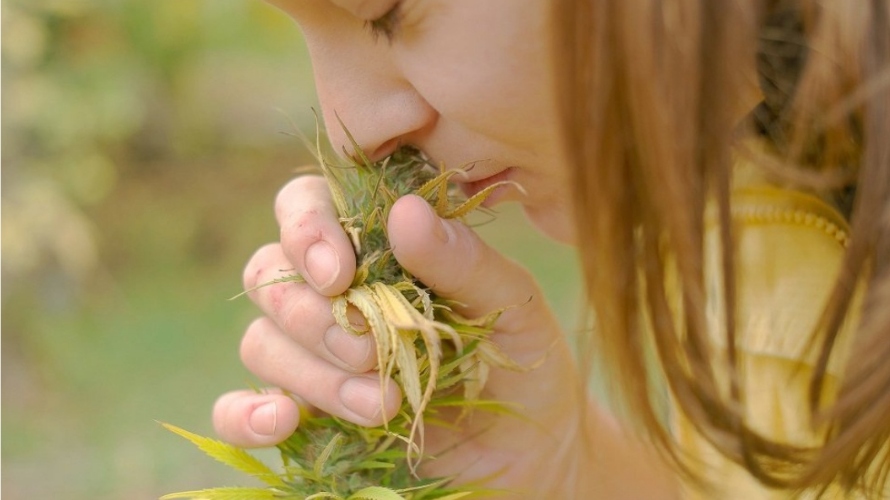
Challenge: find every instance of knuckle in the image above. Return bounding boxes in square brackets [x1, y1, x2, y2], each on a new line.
[275, 176, 329, 226]
[275, 175, 322, 209]
[263, 281, 290, 317]
[240, 318, 272, 371]
[277, 291, 308, 337]
[212, 392, 240, 437]
[242, 243, 283, 291]
[278, 289, 331, 342]
[279, 209, 325, 256]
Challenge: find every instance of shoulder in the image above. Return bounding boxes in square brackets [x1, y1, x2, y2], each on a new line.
[705, 185, 854, 374]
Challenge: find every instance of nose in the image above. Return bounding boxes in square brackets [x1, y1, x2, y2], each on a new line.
[307, 36, 437, 162]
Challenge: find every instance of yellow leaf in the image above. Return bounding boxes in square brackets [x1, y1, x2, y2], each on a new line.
[459, 357, 490, 404]
[428, 493, 476, 500]
[228, 273, 305, 301]
[345, 285, 399, 416]
[347, 486, 406, 500]
[440, 307, 505, 330]
[333, 295, 370, 336]
[370, 282, 423, 331]
[159, 423, 285, 488]
[394, 330, 422, 415]
[414, 169, 459, 203]
[160, 487, 280, 500]
[441, 181, 524, 219]
[476, 340, 543, 372]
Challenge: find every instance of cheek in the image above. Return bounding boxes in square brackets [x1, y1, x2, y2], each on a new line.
[399, 1, 559, 146]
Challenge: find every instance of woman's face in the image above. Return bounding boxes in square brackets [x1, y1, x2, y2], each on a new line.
[269, 0, 574, 243]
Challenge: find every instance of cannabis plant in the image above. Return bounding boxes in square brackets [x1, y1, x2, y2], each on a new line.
[162, 127, 527, 500]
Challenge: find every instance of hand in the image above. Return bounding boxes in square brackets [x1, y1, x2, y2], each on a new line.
[212, 174, 589, 495]
[213, 174, 400, 447]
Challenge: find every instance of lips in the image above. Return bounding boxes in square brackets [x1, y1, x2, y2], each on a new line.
[457, 167, 516, 205]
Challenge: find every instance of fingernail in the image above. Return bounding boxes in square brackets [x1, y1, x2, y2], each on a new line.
[324, 325, 372, 370]
[305, 241, 339, 289]
[249, 402, 278, 436]
[340, 377, 383, 421]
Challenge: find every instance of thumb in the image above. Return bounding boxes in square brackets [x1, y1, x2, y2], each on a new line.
[388, 195, 556, 355]
[388, 195, 582, 437]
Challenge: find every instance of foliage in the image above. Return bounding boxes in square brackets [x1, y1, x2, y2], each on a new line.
[163, 133, 525, 498]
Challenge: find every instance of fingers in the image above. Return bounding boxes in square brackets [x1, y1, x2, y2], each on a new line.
[213, 390, 300, 448]
[243, 242, 377, 372]
[224, 173, 399, 444]
[239, 317, 402, 427]
[274, 175, 356, 296]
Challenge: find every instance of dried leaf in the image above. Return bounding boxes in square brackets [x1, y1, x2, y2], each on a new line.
[459, 358, 490, 403]
[332, 295, 352, 332]
[345, 285, 399, 417]
[395, 330, 423, 415]
[476, 340, 543, 372]
[370, 282, 424, 331]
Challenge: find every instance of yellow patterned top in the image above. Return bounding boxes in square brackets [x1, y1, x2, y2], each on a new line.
[673, 152, 882, 498]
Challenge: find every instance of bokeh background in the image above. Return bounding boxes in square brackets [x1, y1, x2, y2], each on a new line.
[1, 1, 581, 498]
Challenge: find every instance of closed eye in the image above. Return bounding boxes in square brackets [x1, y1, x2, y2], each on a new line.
[365, 3, 402, 42]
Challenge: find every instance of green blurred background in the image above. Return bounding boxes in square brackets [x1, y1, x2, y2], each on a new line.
[1, 1, 581, 498]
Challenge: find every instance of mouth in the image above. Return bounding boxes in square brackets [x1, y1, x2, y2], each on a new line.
[457, 167, 517, 206]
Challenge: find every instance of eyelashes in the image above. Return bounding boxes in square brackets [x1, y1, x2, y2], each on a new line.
[365, 3, 402, 42]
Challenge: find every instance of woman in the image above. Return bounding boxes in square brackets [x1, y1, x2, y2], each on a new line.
[211, 0, 890, 497]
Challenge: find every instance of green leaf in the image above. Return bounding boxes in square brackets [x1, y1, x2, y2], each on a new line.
[354, 460, 397, 470]
[347, 486, 407, 500]
[306, 493, 345, 500]
[228, 273, 305, 300]
[160, 422, 285, 488]
[335, 110, 372, 168]
[160, 486, 280, 500]
[314, 431, 343, 478]
[430, 493, 477, 500]
[315, 110, 350, 219]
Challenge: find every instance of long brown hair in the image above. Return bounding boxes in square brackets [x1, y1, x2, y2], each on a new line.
[553, 0, 890, 494]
